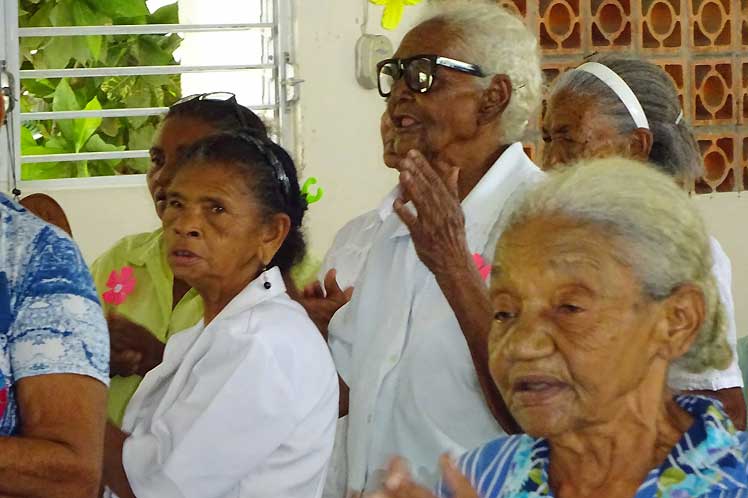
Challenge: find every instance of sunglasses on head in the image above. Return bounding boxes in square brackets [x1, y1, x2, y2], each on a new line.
[172, 92, 290, 200]
[376, 54, 485, 98]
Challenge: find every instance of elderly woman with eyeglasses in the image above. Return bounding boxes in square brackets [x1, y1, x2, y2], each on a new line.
[102, 130, 338, 498]
[299, 2, 544, 495]
[372, 159, 748, 498]
[89, 94, 268, 427]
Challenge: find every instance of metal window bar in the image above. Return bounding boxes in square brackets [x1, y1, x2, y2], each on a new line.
[19, 23, 273, 37]
[1, 2, 298, 186]
[20, 105, 277, 122]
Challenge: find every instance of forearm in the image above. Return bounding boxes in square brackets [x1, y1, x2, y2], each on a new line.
[0, 436, 101, 498]
[103, 423, 137, 498]
[434, 257, 521, 434]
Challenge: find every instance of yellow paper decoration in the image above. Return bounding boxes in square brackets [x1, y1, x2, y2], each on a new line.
[369, 0, 423, 31]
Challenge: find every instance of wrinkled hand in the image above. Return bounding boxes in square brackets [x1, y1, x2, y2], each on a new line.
[369, 455, 479, 498]
[394, 150, 473, 279]
[297, 269, 353, 341]
[108, 313, 165, 378]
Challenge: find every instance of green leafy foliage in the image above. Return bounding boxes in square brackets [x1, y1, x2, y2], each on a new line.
[18, 0, 182, 180]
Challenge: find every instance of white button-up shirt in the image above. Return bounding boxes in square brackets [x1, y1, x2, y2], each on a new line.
[111, 267, 339, 498]
[327, 143, 544, 494]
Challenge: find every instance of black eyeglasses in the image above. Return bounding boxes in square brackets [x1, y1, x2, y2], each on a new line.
[376, 54, 485, 98]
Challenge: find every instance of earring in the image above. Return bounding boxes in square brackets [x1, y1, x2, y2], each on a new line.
[262, 267, 271, 290]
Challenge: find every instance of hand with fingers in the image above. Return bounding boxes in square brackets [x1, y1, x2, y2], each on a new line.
[297, 269, 354, 341]
[369, 454, 479, 498]
[108, 313, 165, 378]
[393, 150, 474, 279]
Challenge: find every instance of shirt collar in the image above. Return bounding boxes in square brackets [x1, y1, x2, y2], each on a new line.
[377, 143, 542, 245]
[206, 266, 287, 324]
[125, 228, 166, 267]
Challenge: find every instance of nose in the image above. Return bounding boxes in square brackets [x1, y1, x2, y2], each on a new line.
[172, 208, 203, 239]
[387, 73, 415, 110]
[499, 312, 555, 362]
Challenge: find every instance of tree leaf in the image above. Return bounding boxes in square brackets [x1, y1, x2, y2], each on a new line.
[20, 126, 38, 149]
[148, 3, 179, 24]
[50, 0, 74, 26]
[73, 97, 103, 153]
[99, 0, 149, 19]
[41, 36, 73, 70]
[84, 133, 126, 169]
[22, 162, 75, 181]
[52, 79, 80, 143]
[100, 117, 121, 137]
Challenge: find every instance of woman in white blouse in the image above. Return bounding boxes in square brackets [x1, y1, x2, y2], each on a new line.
[102, 130, 339, 498]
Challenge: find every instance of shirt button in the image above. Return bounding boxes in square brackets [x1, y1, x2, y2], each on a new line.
[367, 415, 373, 424]
[388, 354, 399, 364]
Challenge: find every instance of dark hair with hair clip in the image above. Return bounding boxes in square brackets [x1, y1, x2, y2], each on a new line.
[177, 130, 307, 273]
[166, 98, 268, 136]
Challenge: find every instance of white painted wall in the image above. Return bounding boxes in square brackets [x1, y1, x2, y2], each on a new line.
[18, 1, 747, 337]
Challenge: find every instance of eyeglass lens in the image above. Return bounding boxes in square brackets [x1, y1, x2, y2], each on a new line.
[379, 58, 435, 97]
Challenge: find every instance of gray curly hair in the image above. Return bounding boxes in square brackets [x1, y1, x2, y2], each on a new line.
[500, 157, 731, 373]
[420, 1, 542, 143]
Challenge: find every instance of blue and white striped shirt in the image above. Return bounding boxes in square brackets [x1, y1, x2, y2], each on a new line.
[439, 395, 748, 498]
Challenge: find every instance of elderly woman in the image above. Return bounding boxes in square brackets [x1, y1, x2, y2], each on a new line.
[301, 2, 544, 494]
[101, 130, 339, 498]
[542, 55, 745, 428]
[374, 159, 748, 498]
[90, 94, 268, 426]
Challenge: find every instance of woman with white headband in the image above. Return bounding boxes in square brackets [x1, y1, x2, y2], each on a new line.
[540, 55, 745, 430]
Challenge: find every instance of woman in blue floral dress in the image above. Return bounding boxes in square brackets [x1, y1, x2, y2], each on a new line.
[371, 159, 747, 498]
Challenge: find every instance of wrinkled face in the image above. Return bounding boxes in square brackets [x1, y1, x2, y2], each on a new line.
[162, 162, 271, 294]
[488, 216, 666, 437]
[541, 90, 631, 171]
[381, 111, 398, 168]
[384, 21, 485, 166]
[147, 117, 218, 218]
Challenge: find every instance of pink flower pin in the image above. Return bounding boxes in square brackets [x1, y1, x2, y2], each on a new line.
[103, 266, 136, 305]
[472, 253, 491, 281]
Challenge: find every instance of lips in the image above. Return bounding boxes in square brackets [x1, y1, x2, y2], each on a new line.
[510, 375, 569, 407]
[392, 112, 421, 130]
[169, 248, 201, 267]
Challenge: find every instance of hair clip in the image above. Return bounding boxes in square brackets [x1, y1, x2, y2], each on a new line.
[301, 177, 324, 204]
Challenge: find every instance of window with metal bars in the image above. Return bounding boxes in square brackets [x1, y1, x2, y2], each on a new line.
[0, 0, 298, 192]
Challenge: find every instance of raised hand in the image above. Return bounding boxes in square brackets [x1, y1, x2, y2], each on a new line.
[393, 150, 473, 278]
[296, 269, 353, 341]
[369, 455, 479, 498]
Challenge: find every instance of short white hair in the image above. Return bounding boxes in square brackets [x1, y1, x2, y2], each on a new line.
[500, 157, 732, 373]
[419, 1, 542, 143]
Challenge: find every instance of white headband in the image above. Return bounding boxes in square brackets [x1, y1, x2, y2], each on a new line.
[575, 62, 650, 130]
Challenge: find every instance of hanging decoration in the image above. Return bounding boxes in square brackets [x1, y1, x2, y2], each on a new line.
[369, 0, 423, 31]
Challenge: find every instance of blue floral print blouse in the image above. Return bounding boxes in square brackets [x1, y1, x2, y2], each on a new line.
[439, 395, 748, 498]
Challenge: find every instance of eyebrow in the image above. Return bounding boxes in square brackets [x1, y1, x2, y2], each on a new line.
[552, 125, 571, 135]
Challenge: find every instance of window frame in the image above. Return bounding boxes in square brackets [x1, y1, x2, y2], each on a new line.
[0, 0, 298, 191]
